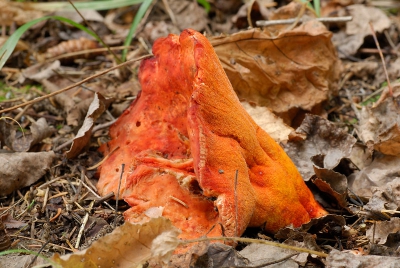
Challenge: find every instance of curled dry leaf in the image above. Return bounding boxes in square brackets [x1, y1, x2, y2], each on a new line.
[52, 217, 180, 268]
[210, 21, 340, 120]
[312, 154, 348, 208]
[358, 83, 400, 156]
[97, 29, 326, 246]
[284, 114, 357, 181]
[0, 118, 54, 152]
[366, 218, 400, 246]
[66, 93, 111, 159]
[0, 151, 55, 196]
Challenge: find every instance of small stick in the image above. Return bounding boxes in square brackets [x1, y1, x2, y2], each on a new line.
[79, 178, 115, 211]
[114, 163, 125, 228]
[41, 187, 49, 214]
[0, 54, 152, 114]
[369, 22, 393, 96]
[256, 16, 353, 26]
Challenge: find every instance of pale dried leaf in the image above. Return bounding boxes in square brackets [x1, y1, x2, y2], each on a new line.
[366, 218, 400, 245]
[240, 243, 299, 268]
[348, 153, 400, 198]
[19, 61, 60, 83]
[283, 114, 356, 181]
[168, 0, 207, 31]
[66, 93, 111, 159]
[363, 178, 400, 215]
[333, 4, 391, 57]
[52, 217, 180, 268]
[241, 101, 293, 143]
[358, 84, 400, 155]
[0, 151, 55, 196]
[326, 248, 400, 267]
[210, 22, 340, 119]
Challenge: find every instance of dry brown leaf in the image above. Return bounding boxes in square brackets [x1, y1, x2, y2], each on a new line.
[333, 4, 391, 57]
[275, 214, 346, 240]
[52, 217, 181, 268]
[312, 154, 348, 208]
[348, 153, 399, 198]
[19, 61, 61, 84]
[326, 248, 400, 267]
[366, 218, 400, 246]
[0, 118, 54, 152]
[283, 114, 356, 181]
[358, 84, 400, 156]
[362, 178, 400, 215]
[66, 93, 111, 159]
[168, 0, 207, 31]
[241, 101, 293, 143]
[210, 22, 340, 121]
[240, 243, 301, 268]
[0, 151, 55, 196]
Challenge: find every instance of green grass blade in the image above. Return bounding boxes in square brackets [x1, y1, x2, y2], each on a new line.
[0, 16, 101, 70]
[22, 0, 144, 11]
[122, 0, 153, 61]
[313, 0, 321, 17]
[197, 0, 210, 13]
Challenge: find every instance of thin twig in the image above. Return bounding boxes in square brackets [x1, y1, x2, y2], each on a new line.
[114, 163, 125, 228]
[0, 54, 152, 114]
[369, 22, 393, 96]
[256, 16, 353, 26]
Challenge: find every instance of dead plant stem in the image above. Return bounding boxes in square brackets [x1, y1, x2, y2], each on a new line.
[0, 55, 152, 114]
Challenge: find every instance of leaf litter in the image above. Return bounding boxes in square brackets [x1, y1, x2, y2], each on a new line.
[2, 0, 400, 267]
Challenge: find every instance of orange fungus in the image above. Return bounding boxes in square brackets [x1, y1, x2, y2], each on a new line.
[97, 29, 327, 242]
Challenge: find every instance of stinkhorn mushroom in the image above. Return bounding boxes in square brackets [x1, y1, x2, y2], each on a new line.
[97, 29, 327, 242]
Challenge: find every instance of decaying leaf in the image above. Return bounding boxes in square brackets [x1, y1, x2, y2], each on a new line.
[52, 217, 180, 268]
[326, 248, 400, 267]
[333, 4, 391, 57]
[312, 154, 348, 208]
[240, 243, 302, 268]
[348, 153, 400, 198]
[194, 243, 250, 267]
[97, 29, 327, 245]
[66, 93, 111, 159]
[358, 83, 400, 156]
[362, 178, 400, 216]
[284, 114, 357, 181]
[0, 151, 55, 195]
[276, 214, 346, 240]
[366, 218, 400, 246]
[0, 118, 54, 152]
[210, 21, 340, 121]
